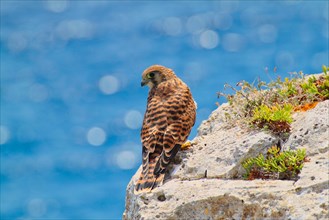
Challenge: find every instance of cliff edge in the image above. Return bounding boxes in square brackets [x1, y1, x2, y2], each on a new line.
[123, 84, 328, 220]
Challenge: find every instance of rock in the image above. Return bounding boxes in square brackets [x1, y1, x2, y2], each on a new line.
[123, 99, 329, 220]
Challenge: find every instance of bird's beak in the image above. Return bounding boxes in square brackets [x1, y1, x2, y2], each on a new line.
[141, 79, 148, 87]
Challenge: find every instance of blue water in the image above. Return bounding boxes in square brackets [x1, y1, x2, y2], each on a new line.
[1, 1, 328, 219]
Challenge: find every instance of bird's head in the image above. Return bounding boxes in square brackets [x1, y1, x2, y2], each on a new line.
[141, 65, 175, 88]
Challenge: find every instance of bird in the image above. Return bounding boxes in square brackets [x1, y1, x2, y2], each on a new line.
[134, 65, 196, 194]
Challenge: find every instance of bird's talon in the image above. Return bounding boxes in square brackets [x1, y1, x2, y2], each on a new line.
[181, 141, 192, 150]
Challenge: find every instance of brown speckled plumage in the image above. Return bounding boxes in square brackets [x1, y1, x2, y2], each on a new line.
[135, 65, 196, 193]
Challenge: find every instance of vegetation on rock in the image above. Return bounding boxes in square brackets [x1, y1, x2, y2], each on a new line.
[218, 65, 329, 134]
[242, 145, 308, 180]
[218, 65, 328, 180]
[251, 103, 293, 134]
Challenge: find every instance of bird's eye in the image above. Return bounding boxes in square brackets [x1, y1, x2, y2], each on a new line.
[147, 72, 155, 79]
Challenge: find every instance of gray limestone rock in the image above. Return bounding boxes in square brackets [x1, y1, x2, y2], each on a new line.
[123, 99, 329, 220]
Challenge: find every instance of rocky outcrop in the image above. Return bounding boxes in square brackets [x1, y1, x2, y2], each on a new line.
[123, 99, 329, 220]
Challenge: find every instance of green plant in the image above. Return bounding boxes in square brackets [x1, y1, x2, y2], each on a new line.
[242, 146, 307, 180]
[301, 76, 319, 95]
[251, 104, 293, 133]
[217, 67, 329, 134]
[315, 74, 329, 99]
[278, 77, 298, 97]
[322, 65, 328, 75]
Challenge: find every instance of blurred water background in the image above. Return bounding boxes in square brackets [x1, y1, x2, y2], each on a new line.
[1, 0, 328, 219]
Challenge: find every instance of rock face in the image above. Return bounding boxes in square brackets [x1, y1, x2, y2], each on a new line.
[123, 100, 329, 220]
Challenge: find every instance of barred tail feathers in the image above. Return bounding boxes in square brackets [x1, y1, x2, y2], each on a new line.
[134, 144, 181, 194]
[134, 163, 165, 194]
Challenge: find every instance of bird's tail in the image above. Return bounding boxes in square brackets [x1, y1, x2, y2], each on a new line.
[134, 144, 181, 194]
[134, 159, 165, 194]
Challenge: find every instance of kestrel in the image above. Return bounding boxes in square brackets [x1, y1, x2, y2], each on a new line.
[134, 65, 196, 193]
